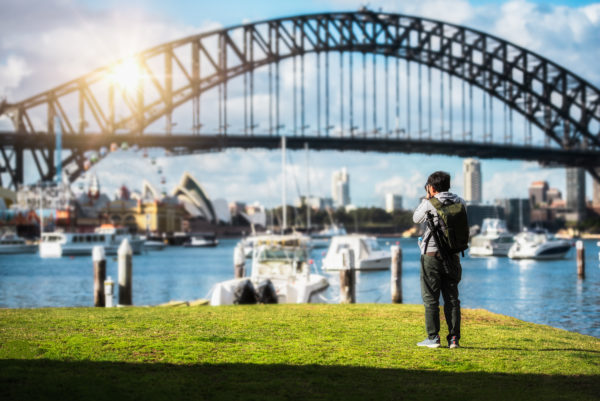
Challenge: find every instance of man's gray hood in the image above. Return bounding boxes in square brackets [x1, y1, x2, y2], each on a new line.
[435, 192, 462, 204]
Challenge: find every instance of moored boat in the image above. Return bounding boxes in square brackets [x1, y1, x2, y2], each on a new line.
[508, 229, 572, 260]
[469, 218, 514, 257]
[39, 225, 144, 258]
[184, 234, 219, 248]
[0, 233, 37, 254]
[321, 234, 391, 271]
[210, 235, 329, 305]
[310, 224, 347, 249]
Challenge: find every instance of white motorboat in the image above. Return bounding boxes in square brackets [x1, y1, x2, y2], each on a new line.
[39, 225, 144, 258]
[508, 229, 572, 260]
[210, 235, 329, 305]
[0, 233, 37, 254]
[184, 235, 219, 248]
[321, 234, 391, 271]
[310, 224, 347, 249]
[469, 218, 515, 257]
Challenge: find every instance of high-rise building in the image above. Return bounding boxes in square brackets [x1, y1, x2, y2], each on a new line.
[566, 168, 586, 217]
[496, 198, 530, 232]
[594, 174, 600, 207]
[528, 181, 548, 207]
[331, 168, 350, 207]
[465, 204, 504, 229]
[463, 158, 482, 204]
[385, 193, 403, 213]
[546, 188, 562, 205]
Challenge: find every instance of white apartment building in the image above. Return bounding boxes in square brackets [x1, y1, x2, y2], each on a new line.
[331, 167, 350, 208]
[463, 158, 482, 204]
[385, 193, 403, 213]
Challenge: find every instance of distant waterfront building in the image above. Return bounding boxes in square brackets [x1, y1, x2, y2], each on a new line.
[104, 196, 184, 234]
[172, 172, 216, 223]
[496, 198, 530, 232]
[566, 168, 586, 219]
[546, 188, 562, 205]
[229, 202, 247, 216]
[0, 187, 16, 209]
[466, 204, 504, 229]
[295, 196, 333, 211]
[463, 158, 482, 204]
[331, 168, 350, 208]
[594, 175, 600, 207]
[385, 193, 403, 213]
[528, 181, 549, 207]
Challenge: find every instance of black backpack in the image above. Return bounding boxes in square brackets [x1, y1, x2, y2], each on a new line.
[429, 198, 470, 254]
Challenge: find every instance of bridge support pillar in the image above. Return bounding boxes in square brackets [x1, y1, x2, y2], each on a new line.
[592, 168, 600, 208]
[15, 146, 23, 187]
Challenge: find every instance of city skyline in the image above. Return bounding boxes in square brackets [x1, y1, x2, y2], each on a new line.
[0, 0, 599, 208]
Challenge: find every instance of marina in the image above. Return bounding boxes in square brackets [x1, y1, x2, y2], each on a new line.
[1, 237, 598, 338]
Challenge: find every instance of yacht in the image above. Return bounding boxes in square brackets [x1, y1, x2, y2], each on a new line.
[210, 235, 329, 305]
[310, 224, 347, 249]
[321, 234, 391, 271]
[508, 229, 572, 260]
[469, 218, 515, 257]
[39, 225, 144, 258]
[0, 233, 37, 254]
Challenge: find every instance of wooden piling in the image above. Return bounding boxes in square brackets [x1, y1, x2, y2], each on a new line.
[118, 239, 133, 305]
[339, 249, 356, 304]
[391, 245, 403, 304]
[92, 246, 106, 307]
[576, 240, 585, 279]
[234, 243, 245, 279]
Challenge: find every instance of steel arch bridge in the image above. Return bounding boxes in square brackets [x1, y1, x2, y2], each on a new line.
[1, 9, 599, 189]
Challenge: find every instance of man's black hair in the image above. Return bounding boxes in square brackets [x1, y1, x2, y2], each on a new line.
[427, 171, 451, 192]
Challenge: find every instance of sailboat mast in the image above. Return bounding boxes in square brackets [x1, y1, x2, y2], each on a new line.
[281, 136, 287, 233]
[305, 142, 311, 231]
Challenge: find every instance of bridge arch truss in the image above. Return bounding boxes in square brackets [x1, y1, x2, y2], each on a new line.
[1, 10, 599, 188]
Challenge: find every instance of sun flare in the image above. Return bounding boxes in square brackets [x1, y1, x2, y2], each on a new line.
[109, 58, 142, 92]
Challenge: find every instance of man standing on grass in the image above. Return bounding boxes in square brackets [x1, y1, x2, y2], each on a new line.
[412, 171, 467, 349]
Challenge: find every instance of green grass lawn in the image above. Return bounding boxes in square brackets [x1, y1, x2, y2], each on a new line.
[1, 304, 599, 400]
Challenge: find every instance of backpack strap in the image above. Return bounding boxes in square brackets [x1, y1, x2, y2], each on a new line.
[428, 197, 443, 211]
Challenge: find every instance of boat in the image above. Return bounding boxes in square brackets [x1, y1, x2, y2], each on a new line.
[469, 218, 515, 257]
[209, 235, 329, 305]
[0, 233, 37, 254]
[310, 224, 347, 249]
[238, 234, 271, 258]
[184, 234, 219, 247]
[143, 239, 166, 251]
[239, 232, 310, 258]
[321, 234, 391, 271]
[39, 225, 144, 258]
[507, 229, 572, 260]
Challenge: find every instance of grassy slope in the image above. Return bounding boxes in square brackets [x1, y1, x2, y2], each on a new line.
[1, 304, 599, 400]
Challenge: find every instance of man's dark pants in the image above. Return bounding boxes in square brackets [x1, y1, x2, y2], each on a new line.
[420, 254, 461, 341]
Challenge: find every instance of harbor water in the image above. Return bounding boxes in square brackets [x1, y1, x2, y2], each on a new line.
[1, 238, 598, 338]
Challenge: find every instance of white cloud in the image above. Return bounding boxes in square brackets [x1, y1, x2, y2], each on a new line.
[375, 170, 426, 207]
[0, 55, 32, 96]
[485, 163, 564, 201]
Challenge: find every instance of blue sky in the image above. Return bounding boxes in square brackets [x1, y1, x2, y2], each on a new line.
[1, 0, 599, 208]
